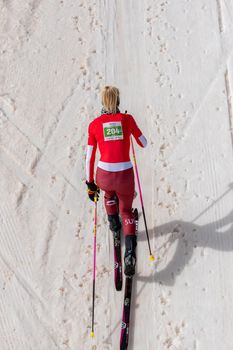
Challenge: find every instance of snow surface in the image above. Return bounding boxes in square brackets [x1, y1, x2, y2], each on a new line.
[1, 1, 233, 349]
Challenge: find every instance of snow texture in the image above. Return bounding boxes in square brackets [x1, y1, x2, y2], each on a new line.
[0, 1, 233, 349]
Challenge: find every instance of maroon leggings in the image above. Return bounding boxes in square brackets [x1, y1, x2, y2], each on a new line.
[96, 167, 135, 236]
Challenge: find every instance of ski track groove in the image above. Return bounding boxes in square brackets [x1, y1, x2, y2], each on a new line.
[0, 95, 39, 175]
[0, 274, 34, 350]
[40, 74, 84, 155]
[0, 247, 62, 350]
[22, 0, 44, 42]
[0, 99, 79, 193]
[0, 296, 28, 350]
[216, 0, 224, 33]
[0, 200, 65, 344]
[204, 142, 227, 343]
[0, 147, 61, 219]
[101, 0, 108, 83]
[224, 67, 233, 153]
[163, 47, 233, 169]
[39, 218, 59, 278]
[0, 201, 33, 278]
[0, 203, 44, 308]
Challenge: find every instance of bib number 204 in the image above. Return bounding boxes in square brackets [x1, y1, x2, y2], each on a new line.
[106, 127, 121, 135]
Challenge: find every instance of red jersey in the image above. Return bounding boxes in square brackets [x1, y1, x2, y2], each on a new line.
[86, 113, 147, 182]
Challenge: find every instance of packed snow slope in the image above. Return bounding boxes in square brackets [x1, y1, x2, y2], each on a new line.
[1, 1, 233, 349]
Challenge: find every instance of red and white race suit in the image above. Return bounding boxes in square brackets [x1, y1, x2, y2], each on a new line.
[86, 112, 147, 236]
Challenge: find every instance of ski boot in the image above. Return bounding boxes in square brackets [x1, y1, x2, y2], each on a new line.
[124, 235, 137, 277]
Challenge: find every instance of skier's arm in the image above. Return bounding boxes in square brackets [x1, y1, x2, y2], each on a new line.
[130, 115, 147, 148]
[86, 123, 97, 183]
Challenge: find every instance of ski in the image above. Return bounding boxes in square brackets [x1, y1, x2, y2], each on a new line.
[120, 276, 133, 350]
[113, 230, 123, 291]
[120, 208, 138, 350]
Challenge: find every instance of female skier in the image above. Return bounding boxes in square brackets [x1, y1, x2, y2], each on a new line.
[85, 86, 147, 276]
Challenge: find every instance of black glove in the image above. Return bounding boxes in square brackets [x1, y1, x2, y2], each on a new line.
[86, 180, 100, 202]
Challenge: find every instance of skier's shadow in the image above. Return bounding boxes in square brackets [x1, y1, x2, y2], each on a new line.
[104, 186, 233, 348]
[136, 208, 233, 285]
[128, 194, 233, 350]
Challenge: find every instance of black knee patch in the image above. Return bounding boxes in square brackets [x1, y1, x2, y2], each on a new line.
[108, 214, 122, 232]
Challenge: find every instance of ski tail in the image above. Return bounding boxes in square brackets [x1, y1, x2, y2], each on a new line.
[113, 230, 123, 291]
[120, 276, 133, 349]
[120, 208, 138, 349]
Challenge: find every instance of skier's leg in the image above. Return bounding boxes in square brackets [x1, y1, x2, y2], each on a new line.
[96, 168, 123, 288]
[104, 191, 122, 232]
[117, 193, 135, 235]
[116, 168, 135, 236]
[118, 192, 137, 276]
[96, 167, 121, 232]
[116, 168, 137, 276]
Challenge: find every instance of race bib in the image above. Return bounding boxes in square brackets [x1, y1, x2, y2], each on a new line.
[103, 121, 124, 141]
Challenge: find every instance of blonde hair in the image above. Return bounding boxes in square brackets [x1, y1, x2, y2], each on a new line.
[101, 86, 120, 114]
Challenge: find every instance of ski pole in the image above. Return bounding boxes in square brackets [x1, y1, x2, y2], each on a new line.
[131, 136, 155, 261]
[90, 194, 98, 338]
